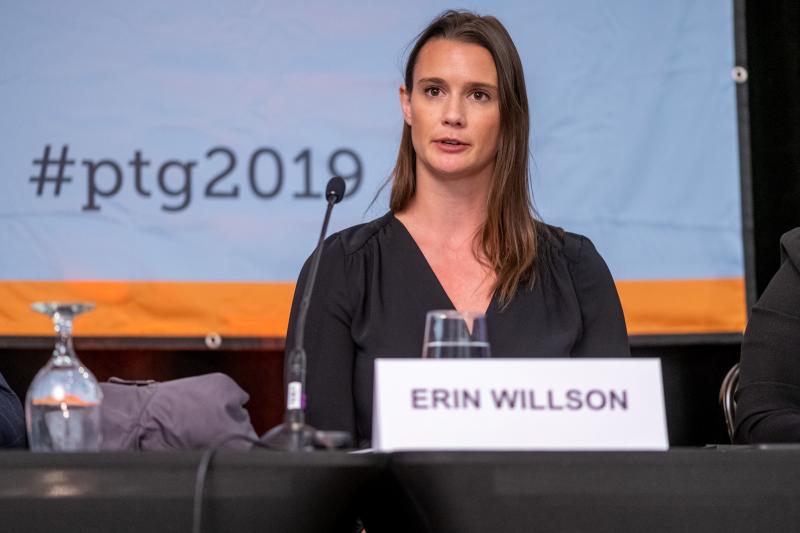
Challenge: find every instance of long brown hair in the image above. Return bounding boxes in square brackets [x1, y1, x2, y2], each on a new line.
[390, 10, 544, 307]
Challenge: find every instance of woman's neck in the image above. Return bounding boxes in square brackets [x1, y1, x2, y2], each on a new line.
[396, 169, 490, 248]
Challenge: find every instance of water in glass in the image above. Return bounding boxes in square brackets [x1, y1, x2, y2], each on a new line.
[422, 310, 491, 358]
[26, 302, 102, 452]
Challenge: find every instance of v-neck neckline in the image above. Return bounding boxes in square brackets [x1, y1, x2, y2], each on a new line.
[390, 212, 496, 317]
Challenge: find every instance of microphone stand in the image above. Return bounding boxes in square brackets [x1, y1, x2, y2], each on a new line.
[261, 177, 349, 451]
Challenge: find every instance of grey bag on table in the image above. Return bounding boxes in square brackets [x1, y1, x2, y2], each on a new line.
[99, 373, 258, 451]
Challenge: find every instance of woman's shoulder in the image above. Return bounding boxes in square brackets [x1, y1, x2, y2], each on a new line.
[328, 211, 395, 256]
[297, 213, 396, 299]
[538, 222, 600, 265]
[536, 223, 617, 296]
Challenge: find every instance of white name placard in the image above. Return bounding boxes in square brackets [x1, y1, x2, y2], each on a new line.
[373, 358, 668, 451]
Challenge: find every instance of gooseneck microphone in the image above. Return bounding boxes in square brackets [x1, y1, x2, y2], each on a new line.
[292, 176, 345, 358]
[261, 176, 349, 451]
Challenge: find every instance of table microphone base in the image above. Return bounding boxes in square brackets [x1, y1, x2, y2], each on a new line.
[260, 422, 317, 452]
[260, 422, 352, 451]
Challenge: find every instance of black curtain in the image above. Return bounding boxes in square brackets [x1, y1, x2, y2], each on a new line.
[746, 0, 800, 295]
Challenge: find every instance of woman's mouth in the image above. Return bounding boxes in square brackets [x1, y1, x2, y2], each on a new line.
[435, 139, 470, 152]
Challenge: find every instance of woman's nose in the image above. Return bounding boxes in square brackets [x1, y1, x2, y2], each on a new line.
[442, 97, 465, 127]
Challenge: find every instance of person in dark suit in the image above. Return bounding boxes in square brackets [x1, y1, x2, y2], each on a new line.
[735, 227, 800, 443]
[286, 10, 629, 446]
[0, 372, 26, 448]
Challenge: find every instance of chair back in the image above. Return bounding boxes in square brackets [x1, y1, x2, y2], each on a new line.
[719, 362, 740, 443]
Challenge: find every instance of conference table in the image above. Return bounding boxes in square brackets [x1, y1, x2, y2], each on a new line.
[1, 447, 799, 532]
[0, 451, 382, 533]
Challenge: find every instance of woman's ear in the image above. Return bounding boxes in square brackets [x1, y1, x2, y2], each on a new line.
[399, 84, 412, 126]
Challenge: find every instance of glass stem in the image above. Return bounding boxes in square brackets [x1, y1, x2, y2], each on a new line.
[52, 311, 75, 366]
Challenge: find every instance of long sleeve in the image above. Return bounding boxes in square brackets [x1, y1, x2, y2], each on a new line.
[285, 234, 358, 436]
[0, 372, 26, 448]
[570, 236, 631, 357]
[735, 228, 800, 444]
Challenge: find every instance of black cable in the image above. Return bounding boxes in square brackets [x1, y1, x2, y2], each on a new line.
[192, 430, 356, 532]
[192, 434, 268, 533]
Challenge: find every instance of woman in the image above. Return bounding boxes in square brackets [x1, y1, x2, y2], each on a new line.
[286, 10, 629, 446]
[735, 227, 800, 443]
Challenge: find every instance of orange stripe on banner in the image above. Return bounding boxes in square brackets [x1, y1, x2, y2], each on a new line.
[0, 277, 746, 338]
[616, 277, 746, 336]
[0, 281, 296, 337]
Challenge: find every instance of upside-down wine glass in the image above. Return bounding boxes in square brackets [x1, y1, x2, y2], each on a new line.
[25, 302, 103, 451]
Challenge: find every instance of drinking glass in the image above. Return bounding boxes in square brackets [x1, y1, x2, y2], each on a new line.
[26, 302, 103, 451]
[421, 310, 491, 358]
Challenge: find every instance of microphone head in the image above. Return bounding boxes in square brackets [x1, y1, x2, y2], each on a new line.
[326, 176, 346, 204]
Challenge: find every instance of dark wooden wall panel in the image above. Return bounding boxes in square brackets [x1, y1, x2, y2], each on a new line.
[1, 345, 285, 436]
[1, 339, 739, 446]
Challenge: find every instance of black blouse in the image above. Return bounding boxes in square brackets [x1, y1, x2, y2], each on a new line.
[735, 227, 800, 443]
[286, 212, 630, 444]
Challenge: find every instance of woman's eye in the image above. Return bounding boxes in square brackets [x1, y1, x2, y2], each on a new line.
[424, 86, 442, 97]
[471, 91, 490, 102]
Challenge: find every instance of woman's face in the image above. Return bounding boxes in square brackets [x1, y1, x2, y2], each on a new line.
[401, 38, 501, 183]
